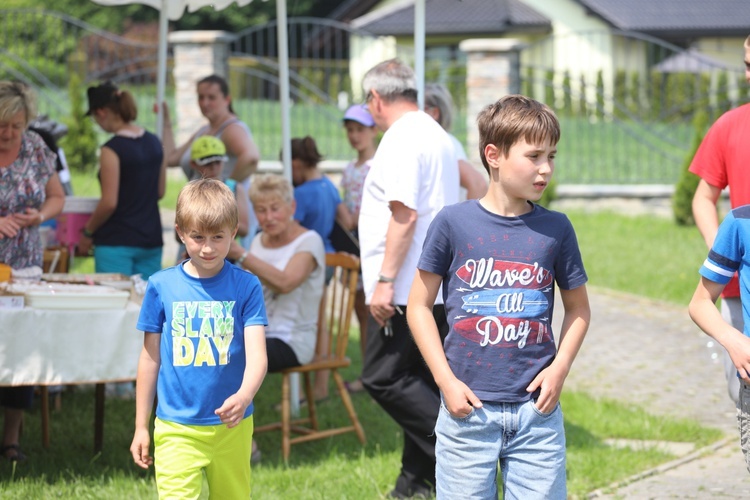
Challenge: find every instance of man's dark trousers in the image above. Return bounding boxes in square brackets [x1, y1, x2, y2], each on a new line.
[362, 305, 448, 493]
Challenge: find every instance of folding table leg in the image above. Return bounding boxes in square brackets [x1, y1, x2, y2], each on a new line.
[40, 386, 50, 448]
[94, 383, 105, 453]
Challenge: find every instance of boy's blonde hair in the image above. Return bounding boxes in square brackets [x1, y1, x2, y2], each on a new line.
[477, 94, 560, 173]
[248, 173, 294, 205]
[176, 179, 238, 233]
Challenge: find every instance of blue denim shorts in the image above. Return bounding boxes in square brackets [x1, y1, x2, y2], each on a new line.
[435, 397, 566, 500]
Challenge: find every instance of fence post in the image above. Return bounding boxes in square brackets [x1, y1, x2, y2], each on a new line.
[169, 31, 234, 146]
[459, 39, 524, 164]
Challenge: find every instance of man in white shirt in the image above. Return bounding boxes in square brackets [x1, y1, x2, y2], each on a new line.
[358, 59, 459, 499]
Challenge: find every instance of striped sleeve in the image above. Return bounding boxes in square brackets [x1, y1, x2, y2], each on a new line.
[699, 211, 741, 284]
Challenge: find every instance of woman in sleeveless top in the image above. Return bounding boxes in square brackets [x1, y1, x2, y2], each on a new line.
[161, 74, 260, 184]
[78, 82, 165, 279]
[162, 75, 260, 245]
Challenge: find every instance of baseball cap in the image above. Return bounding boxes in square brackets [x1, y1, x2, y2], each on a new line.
[191, 136, 228, 166]
[85, 81, 118, 116]
[343, 104, 375, 127]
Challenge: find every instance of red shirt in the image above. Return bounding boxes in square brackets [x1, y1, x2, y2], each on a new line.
[689, 103, 750, 297]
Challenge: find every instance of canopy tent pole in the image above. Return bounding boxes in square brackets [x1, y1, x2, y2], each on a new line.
[414, 0, 425, 110]
[155, 0, 169, 139]
[277, 0, 292, 181]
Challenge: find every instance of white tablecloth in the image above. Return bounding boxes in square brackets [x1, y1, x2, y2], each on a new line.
[0, 302, 142, 386]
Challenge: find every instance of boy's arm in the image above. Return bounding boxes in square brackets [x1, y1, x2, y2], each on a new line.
[692, 180, 722, 248]
[407, 269, 482, 417]
[130, 332, 161, 469]
[215, 325, 268, 428]
[690, 277, 750, 380]
[527, 284, 590, 413]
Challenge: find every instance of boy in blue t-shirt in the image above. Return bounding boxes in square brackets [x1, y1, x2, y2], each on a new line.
[689, 205, 750, 472]
[130, 179, 268, 498]
[407, 95, 590, 499]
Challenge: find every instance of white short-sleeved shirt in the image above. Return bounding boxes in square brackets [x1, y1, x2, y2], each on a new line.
[359, 110, 460, 305]
[250, 230, 325, 364]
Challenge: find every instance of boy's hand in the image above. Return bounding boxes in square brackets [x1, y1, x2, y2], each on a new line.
[526, 362, 568, 414]
[441, 377, 483, 418]
[130, 428, 153, 469]
[725, 333, 750, 381]
[215, 393, 251, 428]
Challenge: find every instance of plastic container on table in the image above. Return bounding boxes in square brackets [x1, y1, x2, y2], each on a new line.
[55, 197, 98, 252]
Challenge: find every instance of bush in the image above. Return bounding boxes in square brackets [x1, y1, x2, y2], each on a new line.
[60, 73, 98, 173]
[672, 110, 709, 225]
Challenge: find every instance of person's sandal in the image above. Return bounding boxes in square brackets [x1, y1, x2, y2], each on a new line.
[1, 444, 27, 462]
[344, 378, 366, 393]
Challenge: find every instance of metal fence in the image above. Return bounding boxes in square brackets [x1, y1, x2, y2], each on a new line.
[519, 30, 749, 184]
[2, 9, 747, 184]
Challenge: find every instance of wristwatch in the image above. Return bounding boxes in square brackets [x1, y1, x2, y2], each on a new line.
[378, 274, 396, 283]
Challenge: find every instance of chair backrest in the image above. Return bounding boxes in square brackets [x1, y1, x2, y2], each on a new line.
[320, 252, 359, 361]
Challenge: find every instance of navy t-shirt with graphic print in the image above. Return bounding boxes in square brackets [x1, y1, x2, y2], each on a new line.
[417, 199, 588, 403]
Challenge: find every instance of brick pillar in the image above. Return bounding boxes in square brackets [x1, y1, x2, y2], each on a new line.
[169, 31, 234, 145]
[459, 39, 524, 164]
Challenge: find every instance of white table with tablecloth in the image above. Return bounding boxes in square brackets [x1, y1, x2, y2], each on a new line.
[0, 301, 142, 451]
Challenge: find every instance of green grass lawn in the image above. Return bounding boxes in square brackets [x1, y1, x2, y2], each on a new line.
[23, 184, 723, 498]
[566, 210, 707, 305]
[0, 330, 723, 499]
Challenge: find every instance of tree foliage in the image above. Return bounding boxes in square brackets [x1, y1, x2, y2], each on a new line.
[4, 0, 342, 34]
[672, 110, 709, 226]
[60, 73, 99, 174]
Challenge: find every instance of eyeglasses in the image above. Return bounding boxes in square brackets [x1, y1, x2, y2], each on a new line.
[364, 91, 374, 105]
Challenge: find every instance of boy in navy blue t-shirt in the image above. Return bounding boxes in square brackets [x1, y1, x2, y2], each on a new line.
[407, 94, 590, 499]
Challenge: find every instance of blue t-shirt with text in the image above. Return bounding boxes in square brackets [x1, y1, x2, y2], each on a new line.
[417, 200, 587, 403]
[137, 261, 267, 425]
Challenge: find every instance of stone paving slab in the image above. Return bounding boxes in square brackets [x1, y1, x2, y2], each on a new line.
[557, 288, 750, 498]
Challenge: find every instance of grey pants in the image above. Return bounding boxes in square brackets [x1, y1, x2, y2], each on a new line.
[721, 298, 743, 406]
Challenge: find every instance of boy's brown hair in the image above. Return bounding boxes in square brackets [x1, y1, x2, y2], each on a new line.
[477, 94, 560, 173]
[176, 179, 238, 234]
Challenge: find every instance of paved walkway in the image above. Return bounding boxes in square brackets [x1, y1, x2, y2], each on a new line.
[560, 288, 750, 498]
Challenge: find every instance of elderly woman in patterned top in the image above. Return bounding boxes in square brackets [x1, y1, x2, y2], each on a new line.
[0, 81, 65, 462]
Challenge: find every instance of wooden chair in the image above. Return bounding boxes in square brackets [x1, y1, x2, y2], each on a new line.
[255, 252, 366, 460]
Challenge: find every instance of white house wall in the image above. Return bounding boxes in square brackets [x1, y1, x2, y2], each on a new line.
[350, 35, 398, 101]
[522, 0, 615, 114]
[693, 36, 747, 67]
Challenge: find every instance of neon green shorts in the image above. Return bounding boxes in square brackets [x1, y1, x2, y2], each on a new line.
[154, 416, 254, 499]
